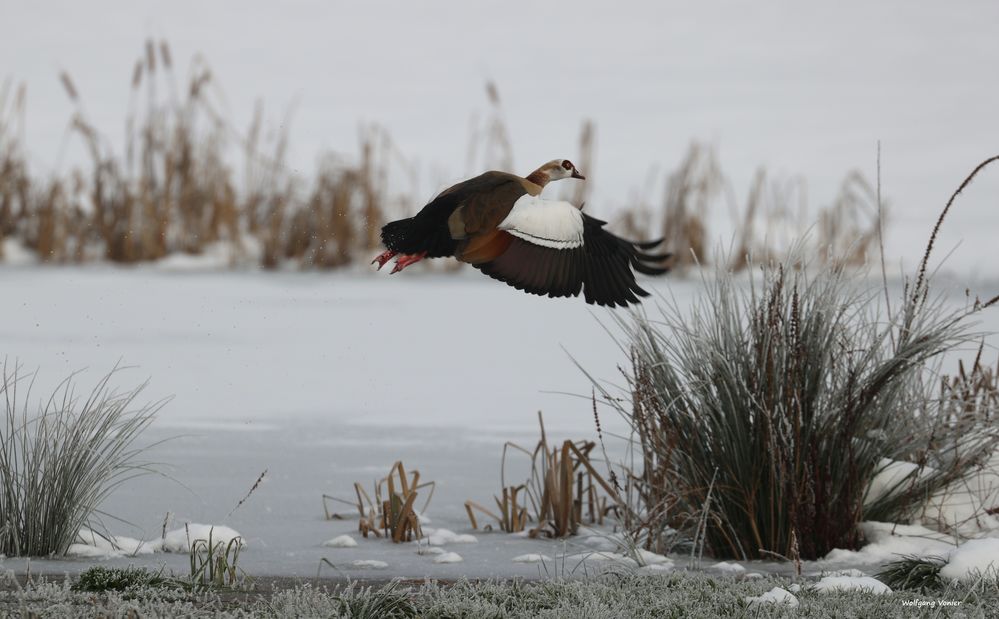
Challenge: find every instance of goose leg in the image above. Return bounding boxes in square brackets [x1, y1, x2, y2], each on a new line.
[390, 251, 428, 274]
[372, 250, 398, 270]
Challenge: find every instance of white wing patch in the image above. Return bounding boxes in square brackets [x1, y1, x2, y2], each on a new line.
[497, 195, 584, 250]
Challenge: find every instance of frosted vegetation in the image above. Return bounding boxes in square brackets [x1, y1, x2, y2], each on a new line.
[4, 570, 999, 617]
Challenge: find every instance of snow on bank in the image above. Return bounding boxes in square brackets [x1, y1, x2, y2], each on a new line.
[868, 455, 999, 538]
[823, 522, 956, 565]
[939, 538, 999, 582]
[822, 522, 999, 583]
[68, 529, 157, 558]
[0, 239, 36, 266]
[813, 575, 892, 595]
[67, 524, 244, 559]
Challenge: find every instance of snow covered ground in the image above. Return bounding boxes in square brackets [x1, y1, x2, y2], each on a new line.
[2, 266, 999, 582]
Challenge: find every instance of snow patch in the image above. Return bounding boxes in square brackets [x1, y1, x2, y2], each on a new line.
[746, 587, 799, 607]
[424, 528, 478, 545]
[0, 239, 36, 266]
[940, 538, 999, 582]
[160, 524, 245, 553]
[67, 529, 157, 558]
[433, 552, 463, 564]
[635, 549, 672, 566]
[822, 521, 954, 565]
[813, 575, 891, 594]
[350, 560, 389, 570]
[578, 533, 620, 552]
[322, 535, 357, 548]
[154, 241, 260, 272]
[512, 554, 551, 563]
[709, 561, 746, 574]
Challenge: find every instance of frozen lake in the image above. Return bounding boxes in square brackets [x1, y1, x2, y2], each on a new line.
[2, 266, 999, 579]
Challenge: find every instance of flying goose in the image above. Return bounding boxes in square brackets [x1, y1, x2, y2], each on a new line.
[372, 159, 671, 307]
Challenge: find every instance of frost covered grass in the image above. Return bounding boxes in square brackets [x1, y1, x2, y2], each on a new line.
[188, 526, 246, 589]
[4, 570, 999, 618]
[604, 254, 995, 561]
[71, 566, 172, 593]
[877, 555, 948, 593]
[0, 364, 162, 557]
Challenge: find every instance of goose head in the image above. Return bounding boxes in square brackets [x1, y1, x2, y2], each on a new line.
[527, 159, 586, 187]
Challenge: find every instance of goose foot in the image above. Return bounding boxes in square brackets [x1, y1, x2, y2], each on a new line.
[390, 251, 428, 274]
[372, 250, 398, 270]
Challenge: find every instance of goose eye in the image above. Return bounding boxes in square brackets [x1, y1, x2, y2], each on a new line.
[562, 160, 573, 170]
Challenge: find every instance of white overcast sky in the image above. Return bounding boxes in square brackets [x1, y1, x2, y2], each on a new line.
[3, 0, 998, 273]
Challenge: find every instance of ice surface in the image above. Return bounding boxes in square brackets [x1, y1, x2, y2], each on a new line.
[350, 560, 389, 570]
[512, 554, 552, 563]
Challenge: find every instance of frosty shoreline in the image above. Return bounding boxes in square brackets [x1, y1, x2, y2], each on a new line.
[2, 267, 998, 583]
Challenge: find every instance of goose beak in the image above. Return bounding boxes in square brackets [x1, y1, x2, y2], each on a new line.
[571, 169, 586, 180]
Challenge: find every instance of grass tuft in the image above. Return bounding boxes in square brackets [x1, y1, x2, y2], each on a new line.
[597, 244, 996, 560]
[187, 526, 246, 590]
[0, 362, 163, 557]
[876, 554, 947, 592]
[71, 566, 170, 592]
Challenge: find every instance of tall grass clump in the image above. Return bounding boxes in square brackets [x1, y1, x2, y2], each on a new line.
[609, 256, 995, 561]
[0, 363, 162, 556]
[599, 159, 999, 561]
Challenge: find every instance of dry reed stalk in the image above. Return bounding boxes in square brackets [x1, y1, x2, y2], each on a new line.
[323, 461, 434, 543]
[466, 412, 623, 537]
[659, 143, 720, 268]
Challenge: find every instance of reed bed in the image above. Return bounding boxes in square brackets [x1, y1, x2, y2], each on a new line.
[0, 42, 876, 271]
[0, 40, 407, 269]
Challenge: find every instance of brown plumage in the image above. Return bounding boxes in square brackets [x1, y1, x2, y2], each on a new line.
[374, 159, 671, 307]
